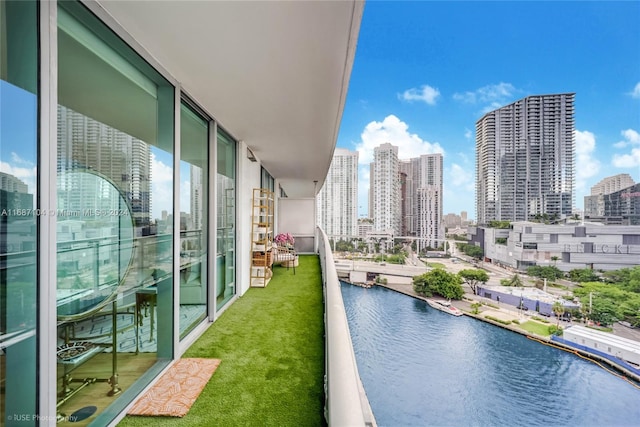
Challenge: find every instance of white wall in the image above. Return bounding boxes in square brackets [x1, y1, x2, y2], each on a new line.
[237, 140, 263, 296]
[278, 197, 316, 253]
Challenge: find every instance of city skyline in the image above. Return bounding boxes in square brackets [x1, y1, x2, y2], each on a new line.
[336, 1, 640, 219]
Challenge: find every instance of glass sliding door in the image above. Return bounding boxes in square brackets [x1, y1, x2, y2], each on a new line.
[179, 102, 208, 338]
[56, 2, 174, 424]
[261, 167, 275, 193]
[0, 1, 38, 424]
[216, 130, 236, 310]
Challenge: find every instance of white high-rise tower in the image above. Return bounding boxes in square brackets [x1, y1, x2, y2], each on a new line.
[316, 148, 359, 238]
[372, 143, 400, 235]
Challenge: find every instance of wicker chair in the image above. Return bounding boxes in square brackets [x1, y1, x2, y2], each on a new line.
[272, 243, 297, 274]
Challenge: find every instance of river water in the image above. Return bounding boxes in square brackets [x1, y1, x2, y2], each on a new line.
[341, 283, 640, 427]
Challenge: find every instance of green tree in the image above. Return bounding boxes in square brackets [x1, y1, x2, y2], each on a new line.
[335, 239, 355, 252]
[463, 244, 483, 259]
[589, 298, 617, 326]
[413, 269, 464, 300]
[501, 273, 524, 287]
[621, 266, 640, 293]
[527, 265, 563, 281]
[487, 220, 511, 229]
[470, 302, 482, 314]
[572, 280, 640, 327]
[568, 268, 599, 283]
[552, 301, 565, 327]
[551, 256, 560, 266]
[458, 269, 489, 295]
[602, 268, 632, 284]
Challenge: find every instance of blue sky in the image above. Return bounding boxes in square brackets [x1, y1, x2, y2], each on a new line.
[336, 1, 640, 220]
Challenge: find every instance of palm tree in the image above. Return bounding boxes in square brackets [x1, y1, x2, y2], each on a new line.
[552, 301, 565, 327]
[551, 256, 560, 266]
[506, 274, 523, 287]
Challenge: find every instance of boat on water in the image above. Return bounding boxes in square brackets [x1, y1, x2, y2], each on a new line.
[426, 299, 463, 316]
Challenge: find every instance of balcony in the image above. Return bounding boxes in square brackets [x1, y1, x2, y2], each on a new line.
[119, 255, 325, 426]
[119, 229, 375, 426]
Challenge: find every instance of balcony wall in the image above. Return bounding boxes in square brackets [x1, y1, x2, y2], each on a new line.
[317, 226, 377, 426]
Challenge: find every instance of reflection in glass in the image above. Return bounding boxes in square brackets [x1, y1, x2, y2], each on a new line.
[55, 1, 175, 423]
[56, 170, 134, 320]
[217, 130, 236, 310]
[179, 102, 208, 338]
[0, 0, 38, 422]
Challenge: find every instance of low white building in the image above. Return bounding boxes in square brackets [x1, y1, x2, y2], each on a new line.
[563, 325, 640, 367]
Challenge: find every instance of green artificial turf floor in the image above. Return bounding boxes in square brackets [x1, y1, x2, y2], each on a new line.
[119, 255, 326, 427]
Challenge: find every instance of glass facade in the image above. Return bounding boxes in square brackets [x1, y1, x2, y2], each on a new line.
[0, 1, 38, 424]
[261, 167, 275, 193]
[179, 102, 209, 338]
[56, 1, 174, 422]
[216, 130, 236, 310]
[0, 1, 243, 424]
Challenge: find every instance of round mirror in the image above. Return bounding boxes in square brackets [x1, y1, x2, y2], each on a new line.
[56, 170, 134, 320]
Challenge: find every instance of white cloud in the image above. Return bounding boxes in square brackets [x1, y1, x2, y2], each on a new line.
[453, 82, 516, 104]
[398, 85, 440, 105]
[11, 152, 35, 166]
[151, 153, 174, 219]
[611, 129, 640, 167]
[612, 148, 640, 168]
[464, 129, 473, 140]
[355, 115, 444, 166]
[631, 82, 640, 99]
[480, 101, 506, 114]
[575, 130, 601, 192]
[449, 163, 474, 191]
[613, 129, 640, 148]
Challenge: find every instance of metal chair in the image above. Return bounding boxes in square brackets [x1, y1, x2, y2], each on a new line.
[272, 243, 297, 274]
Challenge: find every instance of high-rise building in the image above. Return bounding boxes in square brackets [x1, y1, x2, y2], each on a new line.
[0, 172, 32, 213]
[316, 148, 359, 238]
[357, 218, 374, 238]
[590, 174, 635, 196]
[585, 182, 640, 224]
[372, 143, 400, 234]
[585, 174, 636, 218]
[57, 105, 153, 232]
[399, 160, 412, 235]
[444, 213, 462, 229]
[190, 165, 203, 230]
[368, 162, 374, 219]
[475, 93, 575, 225]
[408, 154, 444, 249]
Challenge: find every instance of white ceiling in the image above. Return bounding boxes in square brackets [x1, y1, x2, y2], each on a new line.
[95, 0, 364, 198]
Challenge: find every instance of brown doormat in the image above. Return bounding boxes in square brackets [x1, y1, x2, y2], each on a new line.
[128, 358, 221, 417]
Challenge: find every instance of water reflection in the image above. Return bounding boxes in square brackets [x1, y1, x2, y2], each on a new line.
[342, 283, 640, 427]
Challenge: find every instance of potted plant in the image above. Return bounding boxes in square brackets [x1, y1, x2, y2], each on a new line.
[274, 232, 295, 249]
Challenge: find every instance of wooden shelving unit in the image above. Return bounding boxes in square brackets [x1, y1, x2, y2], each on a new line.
[250, 188, 274, 287]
